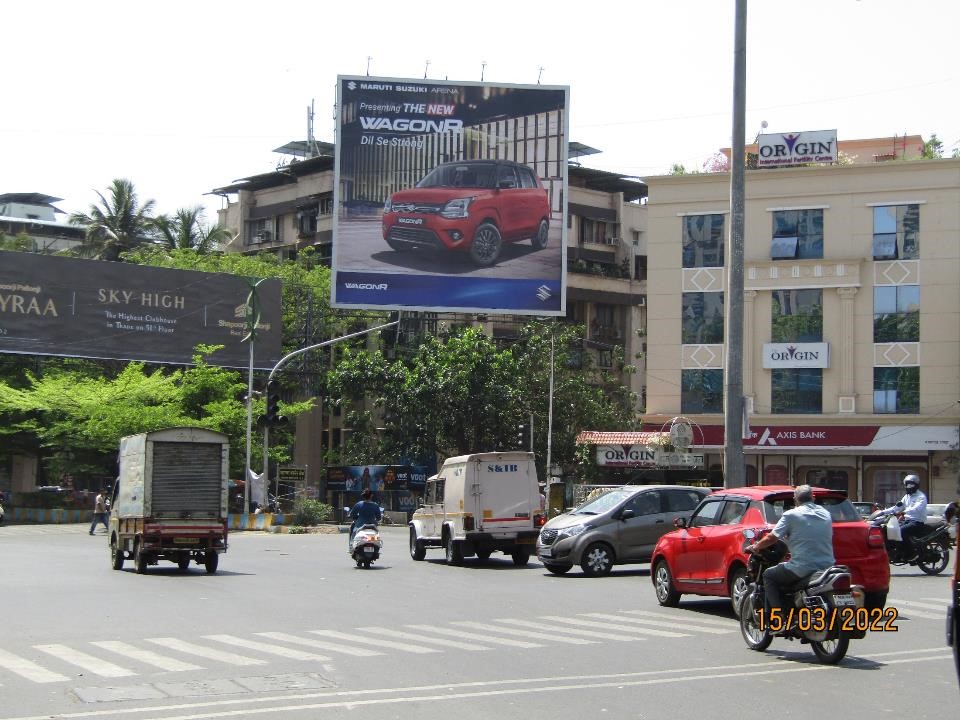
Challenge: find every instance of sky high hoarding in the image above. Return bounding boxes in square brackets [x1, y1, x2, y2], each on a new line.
[0, 251, 282, 369]
[332, 75, 569, 315]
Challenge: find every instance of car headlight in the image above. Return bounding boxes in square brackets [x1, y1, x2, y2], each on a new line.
[557, 524, 590, 541]
[440, 197, 473, 219]
[383, 197, 392, 213]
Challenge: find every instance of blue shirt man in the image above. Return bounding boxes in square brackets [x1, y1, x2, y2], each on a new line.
[349, 489, 382, 542]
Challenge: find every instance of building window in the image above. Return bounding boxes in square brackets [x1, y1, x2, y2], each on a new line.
[579, 217, 611, 244]
[771, 209, 823, 260]
[874, 285, 919, 342]
[772, 368, 822, 414]
[682, 369, 723, 413]
[771, 289, 822, 342]
[873, 205, 919, 260]
[874, 367, 919, 413]
[682, 214, 724, 268]
[682, 292, 724, 344]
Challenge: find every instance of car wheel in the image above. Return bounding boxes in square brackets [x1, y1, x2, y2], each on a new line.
[469, 222, 502, 266]
[409, 527, 426, 561]
[386, 238, 405, 252]
[445, 534, 464, 566]
[544, 563, 572, 575]
[580, 542, 614, 577]
[531, 219, 549, 249]
[653, 560, 681, 606]
[729, 566, 749, 618]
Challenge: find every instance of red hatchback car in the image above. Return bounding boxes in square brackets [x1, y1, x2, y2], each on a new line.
[381, 159, 551, 267]
[650, 486, 890, 617]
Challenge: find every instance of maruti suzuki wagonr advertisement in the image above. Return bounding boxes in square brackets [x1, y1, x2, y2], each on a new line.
[332, 75, 569, 315]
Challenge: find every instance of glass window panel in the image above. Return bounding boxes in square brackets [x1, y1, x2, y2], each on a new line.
[770, 236, 798, 259]
[873, 234, 897, 260]
[797, 232, 823, 259]
[682, 214, 724, 268]
[874, 206, 897, 234]
[772, 289, 822, 342]
[873, 286, 896, 314]
[897, 313, 920, 342]
[897, 285, 920, 312]
[772, 368, 822, 414]
[682, 293, 724, 344]
[901, 231, 919, 259]
[873, 367, 919, 414]
[682, 369, 723, 414]
[773, 210, 798, 237]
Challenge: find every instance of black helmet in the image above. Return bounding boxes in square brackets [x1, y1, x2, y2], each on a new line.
[903, 475, 920, 492]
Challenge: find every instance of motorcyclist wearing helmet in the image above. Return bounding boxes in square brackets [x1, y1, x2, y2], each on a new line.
[881, 474, 928, 557]
[348, 489, 383, 544]
[746, 484, 835, 632]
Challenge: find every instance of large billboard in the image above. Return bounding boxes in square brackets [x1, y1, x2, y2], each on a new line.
[332, 75, 569, 315]
[0, 251, 282, 369]
[757, 129, 837, 168]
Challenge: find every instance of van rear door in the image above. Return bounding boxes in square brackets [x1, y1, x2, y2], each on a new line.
[473, 455, 536, 534]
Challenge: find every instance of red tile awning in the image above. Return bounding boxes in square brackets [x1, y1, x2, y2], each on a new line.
[575, 431, 668, 445]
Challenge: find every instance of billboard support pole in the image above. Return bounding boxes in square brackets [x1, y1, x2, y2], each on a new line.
[244, 338, 255, 514]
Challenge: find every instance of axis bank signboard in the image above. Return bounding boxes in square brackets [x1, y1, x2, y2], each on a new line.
[758, 130, 837, 168]
[762, 342, 829, 368]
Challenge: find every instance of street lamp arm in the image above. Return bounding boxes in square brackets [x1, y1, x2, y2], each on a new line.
[266, 319, 399, 382]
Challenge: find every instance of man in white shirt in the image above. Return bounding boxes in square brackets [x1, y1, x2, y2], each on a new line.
[881, 474, 928, 557]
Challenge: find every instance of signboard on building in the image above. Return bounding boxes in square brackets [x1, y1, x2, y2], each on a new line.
[655, 452, 704, 468]
[0, 251, 282, 369]
[757, 130, 837, 168]
[332, 75, 569, 315]
[762, 342, 830, 368]
[325, 465, 429, 492]
[596, 444, 659, 467]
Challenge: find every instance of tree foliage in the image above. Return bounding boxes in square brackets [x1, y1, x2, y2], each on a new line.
[154, 206, 234, 253]
[69, 178, 159, 261]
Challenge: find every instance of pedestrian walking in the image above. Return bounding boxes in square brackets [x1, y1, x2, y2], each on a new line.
[89, 490, 109, 534]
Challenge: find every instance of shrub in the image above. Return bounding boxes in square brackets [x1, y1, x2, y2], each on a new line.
[292, 498, 332, 526]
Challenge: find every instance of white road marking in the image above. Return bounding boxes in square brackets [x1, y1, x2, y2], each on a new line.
[145, 638, 266, 666]
[256, 632, 384, 657]
[495, 618, 638, 641]
[204, 635, 331, 661]
[355, 626, 489, 651]
[33, 644, 135, 678]
[310, 629, 439, 654]
[0, 648, 68, 683]
[621, 609, 737, 628]
[90, 641, 203, 672]
[584, 612, 734, 634]
[889, 597, 947, 611]
[542, 615, 686, 638]
[450, 621, 598, 645]
[404, 624, 542, 648]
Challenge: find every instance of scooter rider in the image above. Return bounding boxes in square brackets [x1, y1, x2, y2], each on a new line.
[745, 484, 835, 631]
[349, 489, 383, 544]
[881, 475, 928, 558]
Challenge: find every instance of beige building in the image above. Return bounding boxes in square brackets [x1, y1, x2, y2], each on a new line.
[644, 156, 960, 503]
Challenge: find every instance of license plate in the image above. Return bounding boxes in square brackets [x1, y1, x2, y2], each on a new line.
[517, 537, 535, 545]
[172, 538, 195, 545]
[539, 547, 553, 557]
[363, 546, 376, 553]
[833, 593, 856, 607]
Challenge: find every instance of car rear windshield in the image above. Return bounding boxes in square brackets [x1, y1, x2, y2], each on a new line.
[417, 164, 497, 189]
[762, 496, 861, 524]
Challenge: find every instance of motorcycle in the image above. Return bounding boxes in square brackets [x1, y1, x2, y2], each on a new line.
[345, 510, 382, 569]
[739, 528, 865, 665]
[868, 509, 952, 575]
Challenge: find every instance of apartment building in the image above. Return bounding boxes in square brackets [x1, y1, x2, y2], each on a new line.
[643, 156, 960, 504]
[0, 193, 84, 253]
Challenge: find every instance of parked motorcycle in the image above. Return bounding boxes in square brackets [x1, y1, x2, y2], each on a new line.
[739, 529, 864, 665]
[345, 512, 382, 569]
[869, 510, 952, 575]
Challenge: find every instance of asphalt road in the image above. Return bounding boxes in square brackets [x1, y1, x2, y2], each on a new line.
[0, 523, 955, 720]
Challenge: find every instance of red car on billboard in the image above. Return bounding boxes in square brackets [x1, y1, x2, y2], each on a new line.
[650, 485, 890, 617]
[381, 160, 550, 267]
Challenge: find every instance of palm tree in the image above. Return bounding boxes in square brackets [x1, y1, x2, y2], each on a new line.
[154, 206, 234, 254]
[69, 178, 158, 261]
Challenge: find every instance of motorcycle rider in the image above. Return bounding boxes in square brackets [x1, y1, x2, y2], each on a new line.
[348, 489, 383, 545]
[881, 474, 928, 558]
[745, 484, 835, 632]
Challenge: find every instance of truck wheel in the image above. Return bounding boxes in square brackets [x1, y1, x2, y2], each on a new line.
[177, 555, 191, 572]
[134, 540, 148, 574]
[204, 551, 219, 574]
[409, 527, 426, 561]
[475, 550, 492, 563]
[445, 535, 464, 565]
[511, 550, 530, 567]
[110, 536, 124, 570]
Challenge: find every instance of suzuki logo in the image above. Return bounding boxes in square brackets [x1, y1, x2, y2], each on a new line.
[757, 428, 778, 446]
[536, 285, 552, 302]
[347, 81, 357, 90]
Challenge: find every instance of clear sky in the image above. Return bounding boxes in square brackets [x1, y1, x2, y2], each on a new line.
[3, 0, 958, 224]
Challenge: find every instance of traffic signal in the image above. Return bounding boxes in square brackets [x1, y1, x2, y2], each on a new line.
[265, 381, 286, 427]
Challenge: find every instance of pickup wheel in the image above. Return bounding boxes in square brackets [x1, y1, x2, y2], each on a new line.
[409, 527, 426, 561]
[110, 536, 124, 570]
[444, 534, 464, 565]
[475, 550, 492, 563]
[511, 550, 530, 567]
[469, 222, 502, 267]
[531, 219, 549, 249]
[204, 551, 219, 574]
[134, 540, 148, 574]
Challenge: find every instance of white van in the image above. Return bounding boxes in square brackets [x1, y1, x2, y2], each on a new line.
[409, 451, 544, 566]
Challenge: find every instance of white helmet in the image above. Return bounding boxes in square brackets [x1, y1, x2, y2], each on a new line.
[903, 475, 920, 491]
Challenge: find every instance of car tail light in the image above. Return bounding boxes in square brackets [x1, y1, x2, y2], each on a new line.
[534, 513, 546, 528]
[867, 526, 885, 548]
[463, 514, 475, 531]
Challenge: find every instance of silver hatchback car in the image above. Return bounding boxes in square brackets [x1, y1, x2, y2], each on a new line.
[536, 484, 710, 577]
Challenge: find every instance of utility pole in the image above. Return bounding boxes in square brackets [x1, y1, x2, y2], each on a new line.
[724, 0, 747, 487]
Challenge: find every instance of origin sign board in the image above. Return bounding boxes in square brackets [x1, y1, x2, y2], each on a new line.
[0, 251, 282, 369]
[762, 342, 829, 368]
[757, 130, 837, 168]
[596, 444, 658, 468]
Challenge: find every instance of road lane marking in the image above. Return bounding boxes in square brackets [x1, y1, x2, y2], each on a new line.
[145, 638, 267, 666]
[584, 612, 734, 634]
[33, 644, 135, 678]
[355, 626, 489, 651]
[495, 618, 638, 641]
[621, 609, 737, 628]
[90, 641, 204, 672]
[542, 615, 686, 638]
[889, 597, 947, 611]
[310, 630, 439, 654]
[0, 648, 69, 683]
[203, 635, 331, 662]
[450, 621, 598, 645]
[255, 632, 384, 657]
[885, 600, 946, 620]
[404, 624, 542, 648]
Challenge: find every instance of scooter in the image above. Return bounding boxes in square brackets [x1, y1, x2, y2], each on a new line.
[868, 509, 952, 575]
[346, 515, 382, 569]
[739, 528, 865, 665]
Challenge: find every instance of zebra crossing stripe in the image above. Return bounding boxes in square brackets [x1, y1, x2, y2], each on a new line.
[145, 638, 267, 665]
[204, 635, 331, 662]
[404, 624, 543, 648]
[884, 602, 945, 621]
[34, 644, 135, 678]
[311, 630, 440, 654]
[0, 648, 68, 683]
[355, 626, 489, 651]
[543, 615, 686, 638]
[495, 618, 637, 642]
[621, 609, 736, 628]
[450, 621, 598, 645]
[889, 598, 948, 611]
[256, 632, 384, 657]
[583, 612, 734, 635]
[90, 641, 203, 671]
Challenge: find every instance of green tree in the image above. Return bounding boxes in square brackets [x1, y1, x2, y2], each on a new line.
[69, 178, 158, 261]
[154, 207, 234, 253]
[921, 134, 943, 159]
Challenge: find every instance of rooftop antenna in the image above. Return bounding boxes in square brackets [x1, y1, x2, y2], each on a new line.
[481, 61, 487, 82]
[424, 59, 431, 79]
[307, 99, 319, 158]
[366, 56, 372, 76]
[537, 67, 544, 84]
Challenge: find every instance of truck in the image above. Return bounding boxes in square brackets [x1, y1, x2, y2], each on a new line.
[408, 451, 544, 566]
[109, 427, 230, 574]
